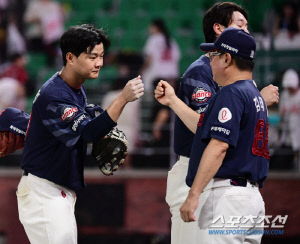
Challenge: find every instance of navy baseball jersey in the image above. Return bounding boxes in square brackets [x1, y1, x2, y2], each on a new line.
[20, 73, 116, 191]
[186, 80, 269, 188]
[174, 55, 220, 157]
[0, 108, 30, 136]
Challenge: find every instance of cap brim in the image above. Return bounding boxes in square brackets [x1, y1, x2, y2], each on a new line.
[200, 43, 217, 52]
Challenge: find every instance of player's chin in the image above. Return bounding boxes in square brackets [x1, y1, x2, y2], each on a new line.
[88, 71, 100, 79]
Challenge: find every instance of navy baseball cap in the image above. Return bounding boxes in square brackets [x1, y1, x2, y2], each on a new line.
[200, 27, 256, 60]
[0, 108, 30, 137]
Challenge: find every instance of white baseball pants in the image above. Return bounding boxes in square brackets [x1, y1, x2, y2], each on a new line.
[16, 173, 77, 244]
[166, 156, 265, 244]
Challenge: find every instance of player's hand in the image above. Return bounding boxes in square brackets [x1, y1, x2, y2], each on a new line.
[180, 194, 199, 222]
[0, 131, 25, 157]
[260, 84, 279, 107]
[121, 75, 144, 102]
[154, 80, 176, 106]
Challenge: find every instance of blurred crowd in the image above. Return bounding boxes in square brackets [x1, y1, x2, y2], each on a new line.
[0, 0, 64, 113]
[0, 0, 300, 170]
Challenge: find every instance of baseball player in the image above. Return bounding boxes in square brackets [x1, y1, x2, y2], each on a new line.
[16, 24, 144, 244]
[154, 2, 278, 244]
[180, 27, 268, 243]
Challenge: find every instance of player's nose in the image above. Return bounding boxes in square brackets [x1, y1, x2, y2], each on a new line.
[95, 58, 103, 67]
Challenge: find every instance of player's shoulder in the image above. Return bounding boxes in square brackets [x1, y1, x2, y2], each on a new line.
[221, 79, 260, 100]
[38, 73, 75, 103]
[48, 73, 76, 93]
[182, 55, 211, 80]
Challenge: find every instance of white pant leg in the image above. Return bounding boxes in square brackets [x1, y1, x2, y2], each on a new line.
[17, 174, 77, 244]
[166, 160, 265, 244]
[197, 182, 265, 244]
[166, 157, 202, 244]
[243, 189, 265, 244]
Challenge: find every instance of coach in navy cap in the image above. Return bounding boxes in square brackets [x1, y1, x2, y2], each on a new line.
[181, 27, 270, 244]
[196, 27, 257, 88]
[200, 27, 256, 60]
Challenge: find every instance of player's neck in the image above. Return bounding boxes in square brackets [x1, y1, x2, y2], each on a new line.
[223, 70, 252, 86]
[59, 67, 85, 89]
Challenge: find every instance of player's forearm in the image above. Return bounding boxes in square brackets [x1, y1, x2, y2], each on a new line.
[81, 110, 116, 142]
[188, 138, 228, 198]
[169, 96, 200, 134]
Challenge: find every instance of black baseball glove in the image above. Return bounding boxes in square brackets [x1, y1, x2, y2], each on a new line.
[92, 128, 128, 175]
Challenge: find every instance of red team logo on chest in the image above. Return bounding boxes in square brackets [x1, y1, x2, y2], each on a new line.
[61, 106, 78, 121]
[192, 87, 211, 103]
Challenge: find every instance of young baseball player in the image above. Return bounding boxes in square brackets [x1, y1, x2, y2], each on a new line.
[154, 2, 278, 244]
[180, 27, 268, 243]
[16, 24, 144, 244]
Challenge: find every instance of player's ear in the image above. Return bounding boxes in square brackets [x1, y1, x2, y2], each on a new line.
[213, 23, 225, 37]
[223, 53, 232, 67]
[66, 52, 75, 66]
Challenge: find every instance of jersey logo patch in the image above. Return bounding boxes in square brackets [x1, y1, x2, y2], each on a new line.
[218, 108, 232, 123]
[192, 87, 211, 103]
[61, 106, 78, 121]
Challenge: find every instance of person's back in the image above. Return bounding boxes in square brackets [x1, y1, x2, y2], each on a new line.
[24, 0, 63, 42]
[146, 33, 180, 79]
[174, 55, 219, 158]
[187, 79, 269, 186]
[142, 19, 181, 92]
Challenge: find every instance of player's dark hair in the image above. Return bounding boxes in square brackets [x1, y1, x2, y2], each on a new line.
[151, 18, 171, 48]
[218, 50, 254, 72]
[60, 24, 111, 66]
[234, 56, 254, 72]
[203, 2, 248, 43]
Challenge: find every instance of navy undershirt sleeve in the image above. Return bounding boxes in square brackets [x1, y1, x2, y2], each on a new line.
[81, 110, 117, 142]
